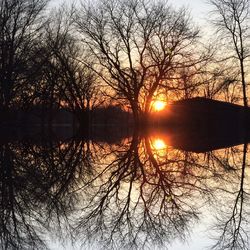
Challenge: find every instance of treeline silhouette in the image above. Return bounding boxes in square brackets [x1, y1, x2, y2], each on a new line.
[1, 0, 250, 130]
[0, 105, 132, 129]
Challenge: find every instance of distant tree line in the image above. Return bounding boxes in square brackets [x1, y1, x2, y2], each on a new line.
[0, 0, 250, 128]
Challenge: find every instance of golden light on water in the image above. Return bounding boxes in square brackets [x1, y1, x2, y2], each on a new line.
[152, 100, 167, 111]
[149, 135, 169, 157]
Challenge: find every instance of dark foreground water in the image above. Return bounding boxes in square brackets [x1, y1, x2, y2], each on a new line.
[1, 127, 250, 250]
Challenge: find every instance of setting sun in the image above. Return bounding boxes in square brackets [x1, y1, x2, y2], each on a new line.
[152, 139, 167, 150]
[152, 100, 166, 111]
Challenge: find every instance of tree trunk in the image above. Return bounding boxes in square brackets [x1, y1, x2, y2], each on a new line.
[131, 101, 142, 127]
[240, 59, 248, 108]
[74, 109, 90, 133]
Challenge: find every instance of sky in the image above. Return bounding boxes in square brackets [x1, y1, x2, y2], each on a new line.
[167, 0, 216, 41]
[51, 0, 213, 32]
[52, 0, 211, 19]
[169, 0, 210, 21]
[50, 0, 213, 37]
[168, 0, 214, 34]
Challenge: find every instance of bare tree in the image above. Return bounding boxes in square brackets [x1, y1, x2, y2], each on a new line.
[44, 30, 96, 127]
[0, 0, 49, 110]
[209, 0, 250, 107]
[30, 7, 98, 128]
[75, 0, 203, 125]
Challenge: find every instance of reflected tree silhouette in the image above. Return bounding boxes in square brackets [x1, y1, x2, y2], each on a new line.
[0, 143, 48, 249]
[0, 139, 95, 249]
[74, 133, 242, 250]
[211, 143, 250, 250]
[0, 134, 250, 250]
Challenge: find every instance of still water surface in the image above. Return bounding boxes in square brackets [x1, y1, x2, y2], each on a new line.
[1, 128, 249, 250]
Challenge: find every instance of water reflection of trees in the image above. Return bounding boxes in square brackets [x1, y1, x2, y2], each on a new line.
[0, 140, 94, 249]
[74, 135, 248, 250]
[0, 135, 250, 249]
[211, 143, 250, 250]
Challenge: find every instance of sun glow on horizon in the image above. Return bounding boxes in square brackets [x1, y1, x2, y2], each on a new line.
[151, 138, 167, 151]
[152, 100, 167, 111]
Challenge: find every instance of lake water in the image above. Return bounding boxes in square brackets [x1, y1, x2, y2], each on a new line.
[1, 127, 249, 250]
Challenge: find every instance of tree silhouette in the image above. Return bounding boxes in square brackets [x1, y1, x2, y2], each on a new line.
[75, 0, 205, 124]
[0, 0, 49, 110]
[209, 0, 250, 107]
[41, 7, 97, 127]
